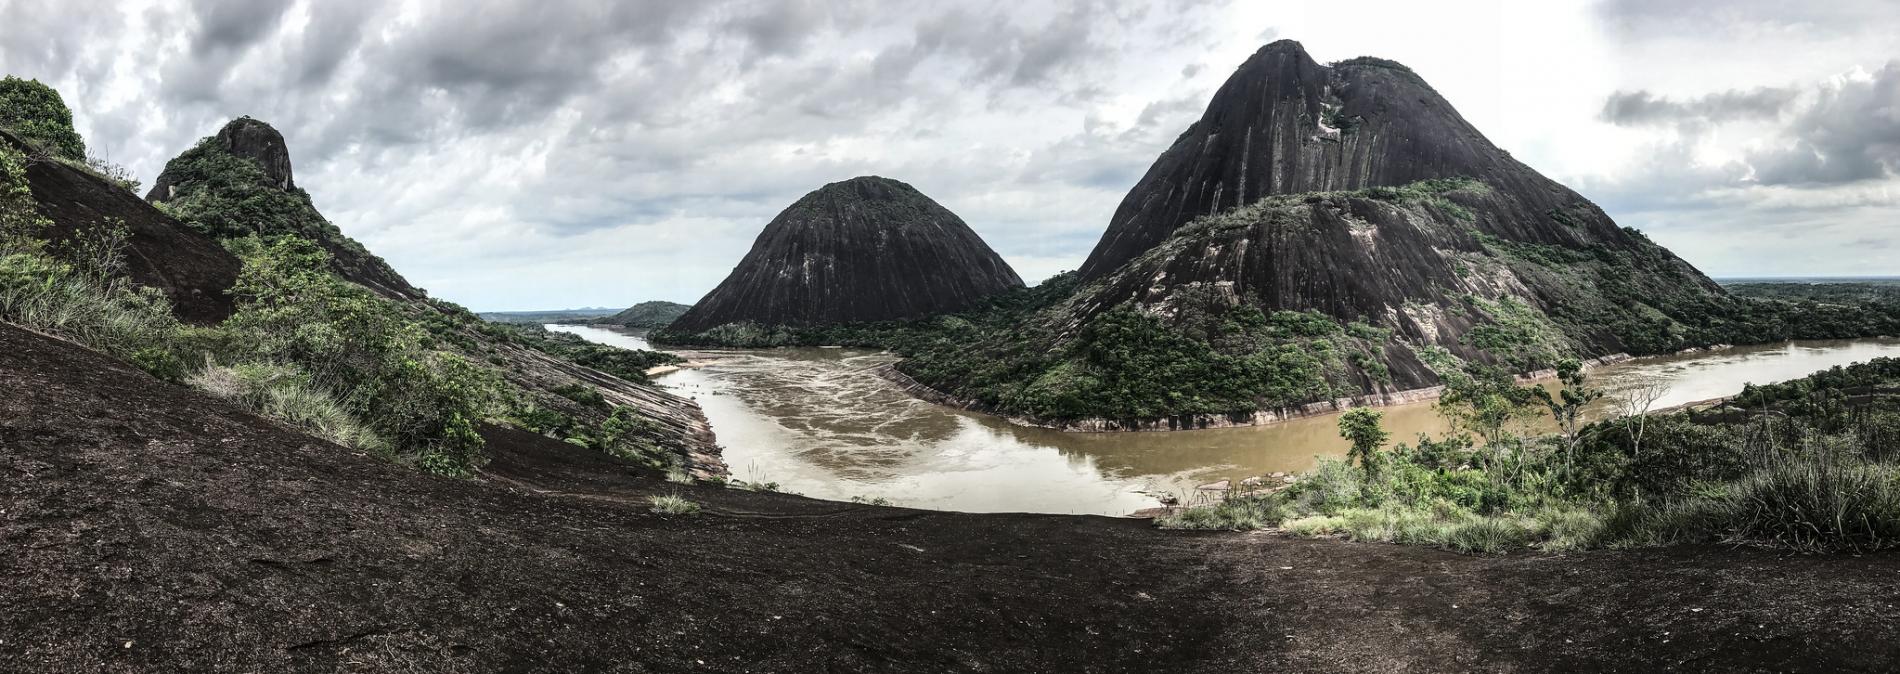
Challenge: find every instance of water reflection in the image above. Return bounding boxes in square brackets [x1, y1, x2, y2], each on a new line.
[548, 325, 1900, 515]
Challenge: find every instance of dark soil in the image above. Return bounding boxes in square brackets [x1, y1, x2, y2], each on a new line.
[3, 322, 1897, 673]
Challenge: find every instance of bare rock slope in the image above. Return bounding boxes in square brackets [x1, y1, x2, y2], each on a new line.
[665, 176, 1023, 335]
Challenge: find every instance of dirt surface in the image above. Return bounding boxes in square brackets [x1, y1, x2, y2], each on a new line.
[3, 322, 1898, 673]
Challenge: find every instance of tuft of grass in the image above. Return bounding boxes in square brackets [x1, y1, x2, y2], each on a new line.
[648, 494, 701, 516]
[850, 495, 894, 506]
[1616, 453, 1900, 554]
[1158, 496, 1288, 531]
[665, 467, 695, 485]
[1444, 517, 1534, 554]
[189, 362, 387, 453]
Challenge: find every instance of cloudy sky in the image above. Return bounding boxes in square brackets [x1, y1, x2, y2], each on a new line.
[3, 0, 1896, 310]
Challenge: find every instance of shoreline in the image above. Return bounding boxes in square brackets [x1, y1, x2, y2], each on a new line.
[873, 353, 1635, 434]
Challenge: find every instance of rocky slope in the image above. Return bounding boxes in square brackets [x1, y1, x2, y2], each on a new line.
[10, 110, 721, 474]
[2, 128, 239, 324]
[4, 320, 1897, 673]
[146, 117, 423, 301]
[1068, 42, 1727, 364]
[661, 176, 1022, 337]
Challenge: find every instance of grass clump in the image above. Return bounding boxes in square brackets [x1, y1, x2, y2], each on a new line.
[648, 494, 701, 516]
[189, 363, 387, 452]
[1157, 497, 1285, 530]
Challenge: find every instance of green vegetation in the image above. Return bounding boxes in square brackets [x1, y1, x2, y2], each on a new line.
[477, 308, 619, 324]
[2, 137, 682, 478]
[0, 76, 86, 161]
[659, 277, 1381, 421]
[1338, 408, 1389, 475]
[1, 87, 708, 485]
[1, 143, 180, 371]
[2, 151, 499, 474]
[216, 236, 500, 474]
[593, 300, 692, 329]
[1162, 356, 1900, 555]
[648, 494, 701, 515]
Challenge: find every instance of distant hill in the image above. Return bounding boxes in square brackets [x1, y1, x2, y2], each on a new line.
[480, 308, 622, 324]
[592, 301, 691, 329]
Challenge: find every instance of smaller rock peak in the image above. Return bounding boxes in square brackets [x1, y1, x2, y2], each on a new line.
[814, 175, 922, 202]
[1257, 39, 1309, 56]
[215, 116, 295, 191]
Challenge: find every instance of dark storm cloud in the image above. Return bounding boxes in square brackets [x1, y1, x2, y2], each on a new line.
[1595, 61, 1900, 189]
[188, 0, 293, 55]
[1599, 88, 1797, 127]
[293, 0, 380, 86]
[1749, 62, 1900, 186]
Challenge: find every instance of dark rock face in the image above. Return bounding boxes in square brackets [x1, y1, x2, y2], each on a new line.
[3, 129, 239, 324]
[1078, 40, 1640, 282]
[1070, 183, 1720, 393]
[667, 177, 1024, 333]
[147, 117, 294, 200]
[986, 41, 1733, 415]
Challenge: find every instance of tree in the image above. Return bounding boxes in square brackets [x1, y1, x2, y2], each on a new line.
[1436, 363, 1536, 448]
[0, 76, 87, 162]
[1532, 358, 1604, 466]
[1615, 373, 1669, 457]
[1339, 407, 1390, 477]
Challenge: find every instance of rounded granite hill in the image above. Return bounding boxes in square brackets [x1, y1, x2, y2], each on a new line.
[666, 176, 1023, 334]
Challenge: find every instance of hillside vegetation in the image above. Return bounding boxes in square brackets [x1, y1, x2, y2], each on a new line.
[0, 86, 707, 478]
[1164, 356, 1900, 554]
[592, 300, 691, 329]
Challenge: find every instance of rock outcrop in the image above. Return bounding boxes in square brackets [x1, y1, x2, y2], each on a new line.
[147, 116, 293, 198]
[665, 176, 1023, 335]
[146, 117, 423, 301]
[1070, 40, 1724, 370]
[1078, 40, 1686, 283]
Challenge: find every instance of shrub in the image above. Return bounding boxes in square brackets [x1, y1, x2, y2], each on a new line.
[1444, 517, 1534, 554]
[218, 236, 500, 476]
[648, 494, 701, 515]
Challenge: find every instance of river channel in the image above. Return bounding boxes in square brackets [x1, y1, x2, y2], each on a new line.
[552, 325, 1900, 516]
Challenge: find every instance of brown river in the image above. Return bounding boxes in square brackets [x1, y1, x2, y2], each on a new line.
[551, 325, 1900, 516]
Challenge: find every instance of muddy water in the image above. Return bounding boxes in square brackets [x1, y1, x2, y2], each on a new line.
[550, 325, 1900, 516]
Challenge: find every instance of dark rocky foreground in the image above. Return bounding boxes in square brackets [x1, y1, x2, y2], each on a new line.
[3, 322, 1897, 673]
[666, 176, 1022, 334]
